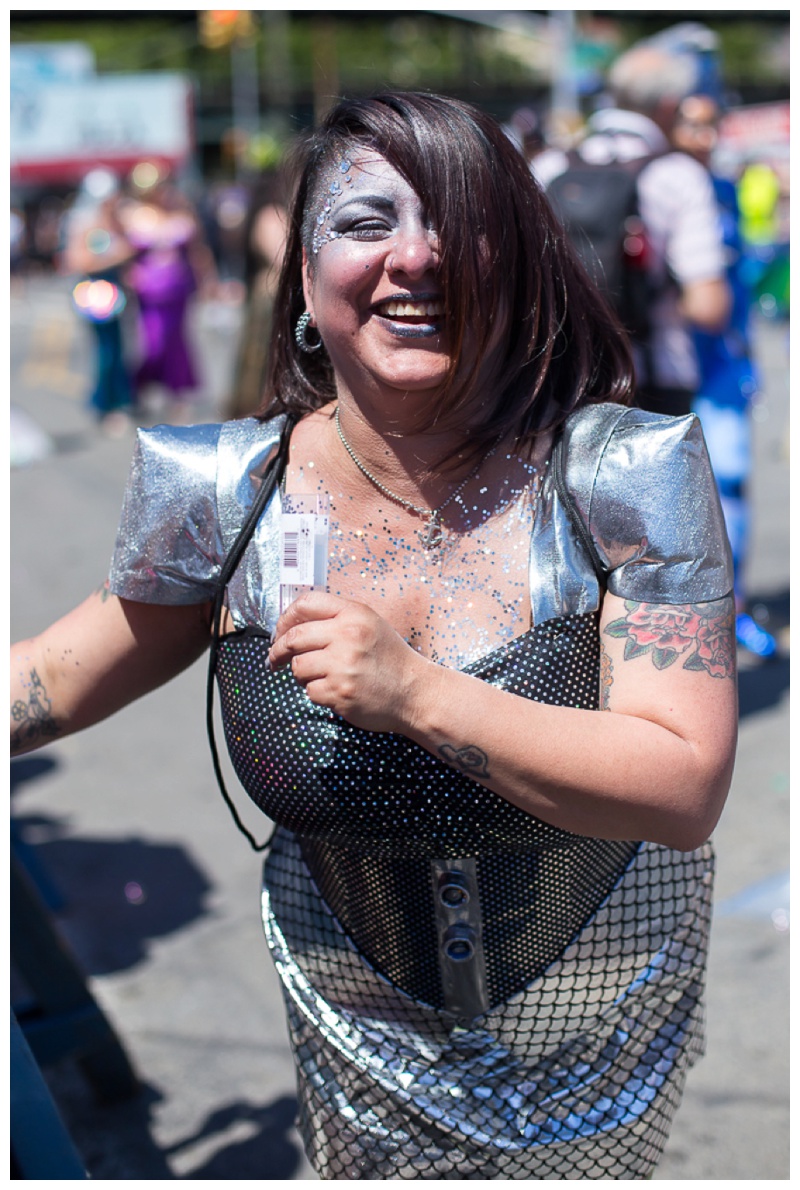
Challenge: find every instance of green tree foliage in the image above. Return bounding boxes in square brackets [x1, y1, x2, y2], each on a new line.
[11, 13, 788, 116]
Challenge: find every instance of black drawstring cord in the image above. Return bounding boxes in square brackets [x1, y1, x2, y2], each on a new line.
[206, 416, 296, 851]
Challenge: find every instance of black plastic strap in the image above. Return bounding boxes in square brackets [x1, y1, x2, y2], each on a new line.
[206, 415, 296, 851]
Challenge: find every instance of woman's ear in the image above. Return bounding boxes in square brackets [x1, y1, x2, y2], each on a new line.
[301, 247, 314, 319]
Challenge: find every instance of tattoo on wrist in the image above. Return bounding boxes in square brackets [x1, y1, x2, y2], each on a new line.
[439, 743, 491, 779]
[604, 598, 735, 680]
[11, 669, 60, 754]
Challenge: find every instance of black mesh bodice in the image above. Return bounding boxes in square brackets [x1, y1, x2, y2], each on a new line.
[217, 612, 605, 856]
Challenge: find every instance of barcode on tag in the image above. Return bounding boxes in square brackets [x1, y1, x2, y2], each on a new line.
[283, 531, 300, 570]
[279, 513, 315, 586]
[278, 493, 330, 614]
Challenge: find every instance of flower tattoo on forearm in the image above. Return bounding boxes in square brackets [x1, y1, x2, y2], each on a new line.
[439, 743, 491, 779]
[604, 598, 735, 679]
[11, 668, 60, 754]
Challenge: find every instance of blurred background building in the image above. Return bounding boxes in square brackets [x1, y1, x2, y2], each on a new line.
[10, 10, 790, 301]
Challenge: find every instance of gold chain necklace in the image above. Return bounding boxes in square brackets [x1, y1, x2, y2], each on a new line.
[334, 405, 498, 551]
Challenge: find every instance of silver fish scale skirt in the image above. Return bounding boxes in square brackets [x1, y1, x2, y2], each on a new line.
[215, 612, 714, 1179]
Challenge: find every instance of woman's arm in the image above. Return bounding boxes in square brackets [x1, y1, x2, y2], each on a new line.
[59, 204, 136, 277]
[268, 590, 737, 851]
[11, 582, 212, 757]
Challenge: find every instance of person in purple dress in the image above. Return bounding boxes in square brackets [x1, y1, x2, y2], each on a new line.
[122, 169, 216, 420]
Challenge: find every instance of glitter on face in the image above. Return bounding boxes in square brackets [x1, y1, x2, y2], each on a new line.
[311, 156, 359, 254]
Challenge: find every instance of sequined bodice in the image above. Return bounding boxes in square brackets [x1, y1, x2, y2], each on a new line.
[217, 613, 602, 857]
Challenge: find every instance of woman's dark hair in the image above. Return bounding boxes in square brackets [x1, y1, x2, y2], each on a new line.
[260, 91, 633, 456]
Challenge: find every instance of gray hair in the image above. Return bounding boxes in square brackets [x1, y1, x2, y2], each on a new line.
[607, 46, 700, 114]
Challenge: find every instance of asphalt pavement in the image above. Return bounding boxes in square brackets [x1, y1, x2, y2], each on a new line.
[10, 273, 790, 1180]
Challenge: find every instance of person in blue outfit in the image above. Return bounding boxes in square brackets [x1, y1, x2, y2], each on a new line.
[60, 169, 135, 437]
[673, 94, 778, 658]
[11, 93, 738, 1178]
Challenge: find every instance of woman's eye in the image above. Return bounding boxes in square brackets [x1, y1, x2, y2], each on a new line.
[341, 219, 392, 239]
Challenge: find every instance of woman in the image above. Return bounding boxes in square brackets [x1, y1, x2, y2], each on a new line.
[60, 168, 135, 435]
[121, 169, 216, 419]
[226, 165, 289, 419]
[11, 93, 736, 1179]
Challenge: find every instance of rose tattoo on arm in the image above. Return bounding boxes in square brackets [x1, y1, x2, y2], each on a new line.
[604, 598, 736, 679]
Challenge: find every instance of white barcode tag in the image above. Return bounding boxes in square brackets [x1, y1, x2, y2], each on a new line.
[279, 512, 316, 586]
[278, 493, 330, 615]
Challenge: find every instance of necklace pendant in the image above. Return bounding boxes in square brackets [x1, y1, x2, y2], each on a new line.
[420, 515, 444, 551]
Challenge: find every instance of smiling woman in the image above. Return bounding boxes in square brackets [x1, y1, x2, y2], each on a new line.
[11, 91, 737, 1180]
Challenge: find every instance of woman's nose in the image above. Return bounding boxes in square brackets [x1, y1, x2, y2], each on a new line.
[387, 225, 440, 277]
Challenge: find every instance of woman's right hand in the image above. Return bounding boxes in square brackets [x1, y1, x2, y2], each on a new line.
[268, 590, 436, 736]
[11, 583, 212, 757]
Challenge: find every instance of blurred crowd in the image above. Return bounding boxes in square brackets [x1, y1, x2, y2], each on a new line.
[11, 158, 290, 432]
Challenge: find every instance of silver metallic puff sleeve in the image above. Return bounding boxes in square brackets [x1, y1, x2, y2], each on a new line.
[108, 422, 225, 605]
[562, 404, 733, 605]
[108, 415, 288, 629]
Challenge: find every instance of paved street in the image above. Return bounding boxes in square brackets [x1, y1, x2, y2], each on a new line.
[10, 273, 789, 1180]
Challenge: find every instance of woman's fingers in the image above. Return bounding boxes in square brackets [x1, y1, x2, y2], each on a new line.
[288, 650, 333, 687]
[267, 590, 429, 734]
[269, 592, 346, 670]
[269, 590, 419, 728]
[273, 590, 349, 639]
[270, 591, 380, 670]
[269, 619, 336, 670]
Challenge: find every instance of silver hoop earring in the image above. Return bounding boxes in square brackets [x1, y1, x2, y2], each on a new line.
[295, 311, 322, 354]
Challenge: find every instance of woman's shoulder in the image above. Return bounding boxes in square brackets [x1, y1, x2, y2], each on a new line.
[128, 416, 289, 544]
[109, 415, 288, 606]
[562, 401, 699, 453]
[559, 403, 731, 602]
[561, 403, 705, 494]
[133, 414, 286, 474]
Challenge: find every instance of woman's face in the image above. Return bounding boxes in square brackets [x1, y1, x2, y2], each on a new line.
[302, 150, 451, 409]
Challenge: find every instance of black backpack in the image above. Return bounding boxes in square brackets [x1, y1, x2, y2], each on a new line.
[545, 149, 668, 353]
